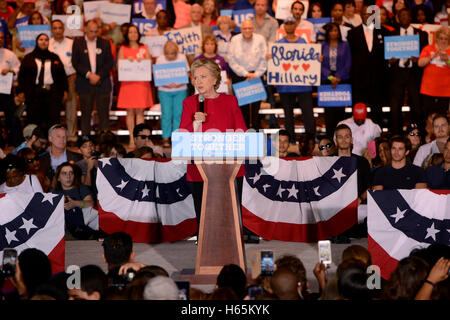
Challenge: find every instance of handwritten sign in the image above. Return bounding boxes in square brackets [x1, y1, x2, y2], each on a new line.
[142, 35, 167, 57]
[384, 35, 420, 59]
[132, 18, 156, 35]
[164, 26, 202, 56]
[275, 0, 308, 20]
[118, 59, 152, 82]
[267, 43, 321, 86]
[101, 3, 132, 25]
[83, 1, 108, 20]
[132, 0, 166, 15]
[153, 61, 189, 87]
[317, 85, 352, 107]
[232, 78, 267, 107]
[17, 25, 51, 48]
[52, 15, 84, 38]
[307, 17, 331, 41]
[0, 73, 13, 94]
[276, 28, 311, 43]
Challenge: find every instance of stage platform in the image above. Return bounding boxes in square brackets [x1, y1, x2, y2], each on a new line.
[65, 237, 367, 294]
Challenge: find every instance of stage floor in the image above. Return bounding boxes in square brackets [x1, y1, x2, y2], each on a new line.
[65, 237, 367, 294]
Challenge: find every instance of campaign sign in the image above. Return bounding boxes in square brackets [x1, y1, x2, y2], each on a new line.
[275, 0, 308, 20]
[153, 62, 189, 87]
[232, 9, 255, 27]
[132, 18, 156, 35]
[317, 85, 352, 107]
[220, 9, 233, 17]
[232, 78, 267, 107]
[132, 0, 166, 15]
[101, 3, 132, 25]
[118, 59, 152, 82]
[0, 73, 13, 94]
[307, 17, 331, 40]
[83, 1, 108, 20]
[142, 35, 167, 57]
[171, 132, 265, 159]
[17, 25, 51, 48]
[276, 28, 311, 43]
[164, 26, 202, 56]
[52, 15, 84, 38]
[267, 43, 321, 86]
[384, 35, 420, 59]
[15, 15, 29, 28]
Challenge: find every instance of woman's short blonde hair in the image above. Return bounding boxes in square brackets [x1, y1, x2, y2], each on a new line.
[435, 26, 449, 42]
[191, 58, 222, 90]
[216, 15, 232, 30]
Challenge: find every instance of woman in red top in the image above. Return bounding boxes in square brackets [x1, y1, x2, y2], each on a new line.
[178, 58, 247, 234]
[418, 26, 450, 115]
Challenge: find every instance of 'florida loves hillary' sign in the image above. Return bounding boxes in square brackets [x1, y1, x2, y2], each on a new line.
[267, 43, 321, 86]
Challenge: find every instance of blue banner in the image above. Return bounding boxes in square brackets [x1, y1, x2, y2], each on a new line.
[306, 17, 331, 40]
[17, 25, 51, 48]
[132, 18, 156, 35]
[232, 78, 267, 107]
[14, 15, 29, 28]
[132, 0, 166, 15]
[384, 35, 420, 59]
[317, 84, 352, 107]
[232, 8, 254, 33]
[171, 132, 265, 159]
[153, 61, 189, 87]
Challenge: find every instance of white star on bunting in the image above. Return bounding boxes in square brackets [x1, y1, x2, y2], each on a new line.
[313, 186, 321, 197]
[286, 184, 298, 199]
[390, 207, 407, 224]
[425, 222, 439, 241]
[262, 184, 271, 192]
[101, 158, 112, 167]
[249, 172, 262, 184]
[331, 167, 346, 183]
[141, 185, 150, 199]
[5, 228, 18, 245]
[276, 185, 286, 198]
[19, 217, 37, 234]
[116, 180, 128, 191]
[41, 193, 58, 205]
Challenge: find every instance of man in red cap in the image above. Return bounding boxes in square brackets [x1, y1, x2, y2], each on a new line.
[336, 102, 381, 156]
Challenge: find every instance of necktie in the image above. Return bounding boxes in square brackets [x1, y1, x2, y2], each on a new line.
[38, 59, 45, 86]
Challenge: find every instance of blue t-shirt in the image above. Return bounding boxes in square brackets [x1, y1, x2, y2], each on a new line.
[0, 18, 10, 47]
[275, 37, 312, 93]
[426, 163, 450, 189]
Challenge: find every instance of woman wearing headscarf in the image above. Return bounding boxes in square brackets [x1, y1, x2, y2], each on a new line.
[17, 33, 68, 131]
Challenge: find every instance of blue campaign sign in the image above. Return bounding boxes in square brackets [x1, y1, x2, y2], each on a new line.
[232, 8, 254, 33]
[132, 0, 166, 14]
[317, 84, 352, 107]
[384, 35, 420, 59]
[132, 18, 156, 35]
[306, 17, 331, 40]
[17, 25, 51, 48]
[220, 9, 233, 17]
[232, 78, 267, 107]
[153, 61, 189, 87]
[171, 132, 265, 159]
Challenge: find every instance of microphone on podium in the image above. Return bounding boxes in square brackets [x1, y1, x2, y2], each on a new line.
[199, 94, 205, 113]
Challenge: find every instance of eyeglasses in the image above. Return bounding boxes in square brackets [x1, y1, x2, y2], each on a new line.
[137, 135, 152, 140]
[408, 132, 420, 136]
[319, 142, 334, 151]
[26, 156, 40, 163]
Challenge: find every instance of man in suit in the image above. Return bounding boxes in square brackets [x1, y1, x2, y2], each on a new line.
[387, 8, 428, 134]
[347, 5, 389, 127]
[71, 19, 114, 138]
[39, 124, 82, 181]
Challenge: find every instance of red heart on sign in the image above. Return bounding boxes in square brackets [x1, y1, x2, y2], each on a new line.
[293, 65, 299, 70]
[282, 63, 291, 71]
[302, 63, 310, 71]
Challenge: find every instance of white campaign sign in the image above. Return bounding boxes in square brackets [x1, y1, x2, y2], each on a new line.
[52, 15, 84, 38]
[118, 59, 152, 82]
[83, 1, 108, 20]
[0, 73, 13, 94]
[164, 26, 202, 56]
[142, 36, 167, 57]
[100, 3, 132, 25]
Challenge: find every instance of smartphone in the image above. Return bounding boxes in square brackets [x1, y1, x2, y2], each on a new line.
[175, 280, 190, 300]
[260, 251, 274, 276]
[247, 285, 264, 300]
[2, 248, 18, 277]
[367, 140, 376, 159]
[318, 240, 332, 266]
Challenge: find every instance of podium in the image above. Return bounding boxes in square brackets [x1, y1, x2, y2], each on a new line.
[172, 132, 264, 284]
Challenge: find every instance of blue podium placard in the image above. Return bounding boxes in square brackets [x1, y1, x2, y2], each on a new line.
[232, 78, 267, 107]
[317, 84, 352, 107]
[171, 132, 265, 159]
[153, 61, 189, 87]
[17, 25, 51, 48]
[384, 35, 420, 59]
[132, 18, 156, 35]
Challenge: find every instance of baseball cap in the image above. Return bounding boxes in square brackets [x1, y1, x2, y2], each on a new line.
[284, 16, 297, 24]
[406, 123, 419, 134]
[77, 135, 95, 148]
[353, 103, 367, 120]
[23, 124, 38, 139]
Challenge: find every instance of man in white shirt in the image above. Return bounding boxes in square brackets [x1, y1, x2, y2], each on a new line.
[413, 114, 449, 169]
[0, 29, 22, 148]
[228, 19, 267, 130]
[337, 103, 381, 156]
[280, 0, 315, 43]
[50, 19, 78, 146]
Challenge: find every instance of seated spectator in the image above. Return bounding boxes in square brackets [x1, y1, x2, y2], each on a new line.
[413, 114, 449, 169]
[0, 154, 43, 194]
[101, 143, 127, 159]
[143, 275, 179, 300]
[405, 123, 422, 163]
[382, 256, 429, 300]
[39, 124, 82, 181]
[318, 137, 337, 156]
[270, 267, 301, 300]
[127, 123, 164, 158]
[10, 124, 47, 156]
[372, 138, 392, 169]
[133, 146, 154, 159]
[426, 138, 450, 189]
[275, 130, 299, 157]
[75, 136, 98, 189]
[337, 103, 382, 157]
[51, 162, 98, 239]
[216, 264, 247, 300]
[17, 148, 51, 192]
[427, 153, 444, 167]
[372, 135, 427, 190]
[67, 265, 108, 300]
[298, 133, 316, 156]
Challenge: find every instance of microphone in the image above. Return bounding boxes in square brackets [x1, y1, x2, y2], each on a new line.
[199, 94, 205, 113]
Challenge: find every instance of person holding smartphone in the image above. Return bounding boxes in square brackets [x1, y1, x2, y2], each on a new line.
[75, 135, 98, 190]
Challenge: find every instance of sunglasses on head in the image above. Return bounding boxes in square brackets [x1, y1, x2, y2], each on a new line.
[137, 135, 152, 140]
[319, 142, 333, 151]
[408, 132, 420, 136]
[26, 156, 40, 163]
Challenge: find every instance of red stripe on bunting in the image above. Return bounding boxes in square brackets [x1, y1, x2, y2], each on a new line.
[98, 204, 197, 243]
[47, 237, 66, 274]
[242, 199, 358, 242]
[368, 234, 399, 280]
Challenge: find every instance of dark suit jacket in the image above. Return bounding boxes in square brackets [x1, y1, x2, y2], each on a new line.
[40, 149, 82, 181]
[321, 41, 352, 82]
[71, 36, 114, 94]
[347, 25, 389, 90]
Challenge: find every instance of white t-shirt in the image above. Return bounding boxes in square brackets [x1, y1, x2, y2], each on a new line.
[155, 53, 189, 92]
[413, 140, 441, 169]
[337, 117, 382, 156]
[0, 174, 43, 194]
